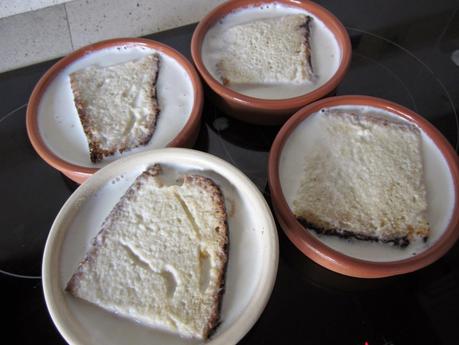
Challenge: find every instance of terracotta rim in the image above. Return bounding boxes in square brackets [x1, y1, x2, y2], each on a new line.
[268, 95, 459, 278]
[191, 0, 352, 111]
[26, 38, 203, 182]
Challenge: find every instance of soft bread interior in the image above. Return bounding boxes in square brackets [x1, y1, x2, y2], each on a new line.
[66, 165, 228, 339]
[70, 54, 160, 162]
[293, 110, 430, 246]
[217, 14, 313, 85]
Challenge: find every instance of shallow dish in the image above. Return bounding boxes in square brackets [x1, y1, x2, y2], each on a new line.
[27, 38, 203, 184]
[191, 0, 351, 125]
[43, 148, 278, 345]
[268, 95, 459, 278]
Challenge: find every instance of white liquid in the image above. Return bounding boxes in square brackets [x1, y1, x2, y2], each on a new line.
[201, 3, 341, 99]
[279, 105, 455, 262]
[38, 45, 194, 168]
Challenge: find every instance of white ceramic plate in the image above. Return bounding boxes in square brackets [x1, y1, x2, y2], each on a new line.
[42, 148, 278, 345]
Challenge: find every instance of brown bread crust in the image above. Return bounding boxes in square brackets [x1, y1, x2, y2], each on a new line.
[299, 15, 314, 80]
[297, 217, 411, 248]
[183, 174, 229, 338]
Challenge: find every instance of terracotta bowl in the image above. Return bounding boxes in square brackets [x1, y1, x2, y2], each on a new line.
[191, 0, 351, 125]
[27, 38, 203, 184]
[268, 95, 459, 278]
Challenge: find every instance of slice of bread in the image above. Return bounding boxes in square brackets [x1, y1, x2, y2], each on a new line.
[217, 14, 313, 85]
[66, 165, 228, 339]
[293, 110, 430, 247]
[70, 54, 160, 163]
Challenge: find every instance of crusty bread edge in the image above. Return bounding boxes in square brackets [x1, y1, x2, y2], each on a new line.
[69, 54, 161, 163]
[182, 174, 229, 339]
[324, 109, 422, 135]
[299, 15, 314, 80]
[297, 216, 412, 247]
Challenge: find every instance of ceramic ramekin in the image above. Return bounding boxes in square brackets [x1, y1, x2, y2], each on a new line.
[27, 38, 203, 184]
[268, 95, 459, 278]
[191, 0, 351, 125]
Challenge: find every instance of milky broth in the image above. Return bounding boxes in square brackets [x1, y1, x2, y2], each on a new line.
[37, 45, 194, 168]
[279, 105, 455, 261]
[201, 3, 341, 99]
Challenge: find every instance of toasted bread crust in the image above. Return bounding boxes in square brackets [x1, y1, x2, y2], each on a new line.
[183, 174, 229, 338]
[297, 217, 411, 247]
[70, 54, 160, 163]
[324, 109, 421, 134]
[299, 15, 314, 80]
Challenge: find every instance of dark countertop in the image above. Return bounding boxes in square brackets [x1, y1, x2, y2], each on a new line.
[1, 1, 459, 344]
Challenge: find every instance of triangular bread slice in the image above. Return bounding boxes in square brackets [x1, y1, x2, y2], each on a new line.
[70, 54, 160, 163]
[293, 110, 430, 247]
[66, 165, 228, 339]
[217, 14, 313, 85]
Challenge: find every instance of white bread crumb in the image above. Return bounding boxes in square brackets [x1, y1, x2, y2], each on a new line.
[217, 14, 314, 85]
[66, 165, 228, 339]
[293, 110, 430, 246]
[70, 54, 160, 162]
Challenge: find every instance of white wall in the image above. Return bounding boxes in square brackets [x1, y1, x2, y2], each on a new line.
[0, 0, 225, 72]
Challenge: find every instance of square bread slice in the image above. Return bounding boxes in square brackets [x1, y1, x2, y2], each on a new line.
[70, 54, 160, 163]
[66, 165, 228, 339]
[293, 110, 430, 247]
[217, 14, 314, 85]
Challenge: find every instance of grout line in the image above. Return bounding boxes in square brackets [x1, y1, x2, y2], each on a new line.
[63, 3, 75, 50]
[0, 0, 74, 19]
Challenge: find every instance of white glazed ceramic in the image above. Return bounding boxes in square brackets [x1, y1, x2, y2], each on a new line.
[42, 148, 279, 345]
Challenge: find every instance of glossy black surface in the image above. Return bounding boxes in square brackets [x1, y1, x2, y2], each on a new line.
[1, 1, 459, 344]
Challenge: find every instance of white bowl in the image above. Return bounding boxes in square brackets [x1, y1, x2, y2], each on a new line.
[42, 148, 278, 345]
